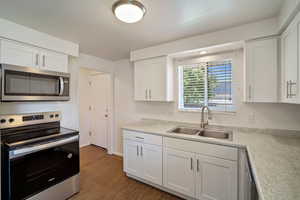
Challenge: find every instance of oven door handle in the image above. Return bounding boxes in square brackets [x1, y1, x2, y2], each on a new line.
[9, 135, 79, 159]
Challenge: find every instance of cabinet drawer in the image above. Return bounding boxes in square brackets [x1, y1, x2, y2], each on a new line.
[164, 137, 238, 161]
[123, 130, 162, 146]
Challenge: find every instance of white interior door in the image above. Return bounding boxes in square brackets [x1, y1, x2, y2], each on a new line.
[89, 73, 110, 148]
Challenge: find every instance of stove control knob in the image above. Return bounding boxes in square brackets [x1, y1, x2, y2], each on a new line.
[0, 119, 6, 124]
[50, 114, 54, 118]
[9, 118, 15, 123]
[55, 114, 59, 118]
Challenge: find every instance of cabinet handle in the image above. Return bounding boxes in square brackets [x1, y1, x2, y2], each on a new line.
[145, 89, 148, 100]
[35, 54, 39, 66]
[248, 85, 251, 100]
[137, 145, 139, 156]
[190, 158, 193, 170]
[290, 81, 297, 97]
[197, 159, 199, 172]
[43, 55, 45, 67]
[149, 89, 152, 99]
[140, 146, 143, 157]
[135, 136, 144, 140]
[287, 81, 290, 98]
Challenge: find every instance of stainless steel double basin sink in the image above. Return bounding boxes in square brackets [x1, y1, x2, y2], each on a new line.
[168, 126, 233, 141]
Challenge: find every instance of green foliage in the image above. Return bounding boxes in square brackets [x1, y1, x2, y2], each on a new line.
[183, 67, 218, 107]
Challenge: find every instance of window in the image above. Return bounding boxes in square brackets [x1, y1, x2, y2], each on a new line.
[178, 60, 234, 112]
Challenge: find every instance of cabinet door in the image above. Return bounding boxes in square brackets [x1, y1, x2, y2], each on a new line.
[123, 140, 142, 177]
[141, 144, 162, 186]
[163, 148, 196, 198]
[134, 56, 172, 102]
[195, 154, 237, 200]
[281, 23, 298, 103]
[245, 38, 278, 102]
[0, 40, 39, 68]
[134, 62, 149, 101]
[147, 59, 167, 101]
[40, 50, 68, 73]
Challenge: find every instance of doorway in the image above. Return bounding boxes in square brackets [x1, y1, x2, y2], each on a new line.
[79, 68, 112, 150]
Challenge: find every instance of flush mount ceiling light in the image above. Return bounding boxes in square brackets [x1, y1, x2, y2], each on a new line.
[112, 0, 146, 23]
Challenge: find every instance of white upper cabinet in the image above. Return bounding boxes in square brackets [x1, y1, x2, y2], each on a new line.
[40, 49, 68, 73]
[244, 37, 278, 102]
[281, 15, 300, 103]
[0, 39, 69, 73]
[0, 40, 40, 68]
[134, 56, 173, 102]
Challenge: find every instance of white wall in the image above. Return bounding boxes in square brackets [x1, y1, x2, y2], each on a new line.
[130, 18, 278, 61]
[113, 52, 300, 154]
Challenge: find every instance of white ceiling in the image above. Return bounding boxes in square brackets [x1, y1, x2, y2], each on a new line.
[0, 0, 283, 61]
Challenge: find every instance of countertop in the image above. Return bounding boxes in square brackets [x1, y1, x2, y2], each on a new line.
[122, 119, 300, 200]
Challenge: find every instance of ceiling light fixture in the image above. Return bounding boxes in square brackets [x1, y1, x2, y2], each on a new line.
[200, 51, 207, 55]
[112, 0, 146, 23]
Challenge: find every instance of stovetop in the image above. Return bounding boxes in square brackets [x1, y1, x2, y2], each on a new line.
[0, 112, 78, 149]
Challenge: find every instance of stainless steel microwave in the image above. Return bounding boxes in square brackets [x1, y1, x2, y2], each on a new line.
[0, 64, 70, 101]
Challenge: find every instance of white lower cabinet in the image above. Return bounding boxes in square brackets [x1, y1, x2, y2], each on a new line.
[196, 154, 237, 200]
[163, 148, 237, 200]
[163, 148, 196, 197]
[142, 143, 163, 185]
[124, 140, 142, 177]
[123, 131, 239, 200]
[124, 139, 163, 186]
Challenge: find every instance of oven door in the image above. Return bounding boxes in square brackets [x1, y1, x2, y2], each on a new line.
[7, 135, 79, 200]
[0, 64, 70, 101]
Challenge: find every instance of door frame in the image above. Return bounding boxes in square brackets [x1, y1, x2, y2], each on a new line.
[79, 66, 114, 155]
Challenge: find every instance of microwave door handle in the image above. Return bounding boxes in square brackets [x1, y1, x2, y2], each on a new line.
[59, 77, 64, 96]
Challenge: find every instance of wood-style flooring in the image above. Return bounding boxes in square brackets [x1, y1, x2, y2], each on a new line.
[70, 145, 182, 200]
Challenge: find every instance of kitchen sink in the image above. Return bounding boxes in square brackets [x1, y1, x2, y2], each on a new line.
[169, 127, 201, 135]
[168, 126, 233, 140]
[198, 129, 232, 140]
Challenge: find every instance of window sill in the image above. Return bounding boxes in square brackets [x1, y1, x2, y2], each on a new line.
[178, 108, 236, 115]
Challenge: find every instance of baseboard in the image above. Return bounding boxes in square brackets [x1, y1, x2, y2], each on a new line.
[80, 143, 91, 148]
[112, 151, 123, 157]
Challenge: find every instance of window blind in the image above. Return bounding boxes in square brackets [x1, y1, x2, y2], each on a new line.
[180, 60, 234, 112]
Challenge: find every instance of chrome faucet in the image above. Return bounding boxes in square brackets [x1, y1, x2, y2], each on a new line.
[200, 106, 211, 129]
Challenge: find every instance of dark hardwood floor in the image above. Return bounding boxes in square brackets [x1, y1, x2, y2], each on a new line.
[70, 145, 182, 200]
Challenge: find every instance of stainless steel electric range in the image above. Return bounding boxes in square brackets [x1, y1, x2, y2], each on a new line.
[0, 111, 80, 200]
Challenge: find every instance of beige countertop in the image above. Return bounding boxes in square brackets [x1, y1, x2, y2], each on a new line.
[122, 119, 300, 200]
